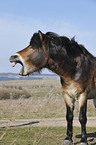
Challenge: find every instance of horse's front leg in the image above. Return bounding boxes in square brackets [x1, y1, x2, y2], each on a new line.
[63, 93, 75, 145]
[79, 93, 87, 145]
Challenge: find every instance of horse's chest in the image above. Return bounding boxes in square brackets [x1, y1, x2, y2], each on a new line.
[63, 80, 82, 100]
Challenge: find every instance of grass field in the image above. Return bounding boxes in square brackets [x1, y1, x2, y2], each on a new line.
[0, 79, 96, 144]
[0, 127, 96, 145]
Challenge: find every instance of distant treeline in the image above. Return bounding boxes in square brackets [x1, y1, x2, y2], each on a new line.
[0, 73, 57, 81]
[0, 77, 42, 81]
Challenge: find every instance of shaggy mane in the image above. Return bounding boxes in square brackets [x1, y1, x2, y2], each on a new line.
[30, 31, 94, 60]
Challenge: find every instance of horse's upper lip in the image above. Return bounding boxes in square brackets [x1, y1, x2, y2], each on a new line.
[9, 54, 19, 62]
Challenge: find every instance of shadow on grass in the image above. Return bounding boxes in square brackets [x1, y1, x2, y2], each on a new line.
[74, 132, 96, 145]
[1, 121, 39, 128]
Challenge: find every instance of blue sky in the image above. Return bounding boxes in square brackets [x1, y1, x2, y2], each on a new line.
[0, 0, 96, 74]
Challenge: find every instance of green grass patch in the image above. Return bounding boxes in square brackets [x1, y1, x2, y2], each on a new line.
[0, 126, 96, 145]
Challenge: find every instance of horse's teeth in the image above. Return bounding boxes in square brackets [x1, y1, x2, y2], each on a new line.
[12, 62, 16, 67]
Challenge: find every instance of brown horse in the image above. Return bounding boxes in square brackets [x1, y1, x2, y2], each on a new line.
[9, 31, 96, 145]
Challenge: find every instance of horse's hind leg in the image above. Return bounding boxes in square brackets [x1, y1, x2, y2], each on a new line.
[79, 93, 87, 145]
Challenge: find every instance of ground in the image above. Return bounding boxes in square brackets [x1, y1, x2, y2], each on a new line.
[0, 79, 96, 144]
[0, 117, 96, 128]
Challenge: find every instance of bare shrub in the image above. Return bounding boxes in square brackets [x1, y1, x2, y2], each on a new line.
[18, 86, 22, 90]
[0, 88, 31, 100]
[2, 85, 23, 90]
[0, 88, 10, 100]
[22, 90, 31, 98]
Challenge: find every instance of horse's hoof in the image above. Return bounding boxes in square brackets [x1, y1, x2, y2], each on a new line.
[79, 143, 87, 145]
[62, 140, 72, 145]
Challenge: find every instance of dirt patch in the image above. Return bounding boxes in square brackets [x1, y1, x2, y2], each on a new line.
[0, 117, 96, 128]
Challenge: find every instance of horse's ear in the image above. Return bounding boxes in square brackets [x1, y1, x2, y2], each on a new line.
[38, 30, 43, 42]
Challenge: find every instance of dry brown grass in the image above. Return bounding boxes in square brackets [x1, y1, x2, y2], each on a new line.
[0, 79, 96, 121]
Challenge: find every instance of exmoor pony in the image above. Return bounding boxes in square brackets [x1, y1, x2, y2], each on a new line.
[9, 31, 96, 145]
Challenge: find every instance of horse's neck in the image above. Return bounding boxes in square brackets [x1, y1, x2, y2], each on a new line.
[46, 58, 71, 80]
[46, 58, 62, 76]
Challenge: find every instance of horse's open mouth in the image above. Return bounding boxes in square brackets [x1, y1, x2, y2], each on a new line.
[12, 62, 24, 76]
[9, 54, 26, 76]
